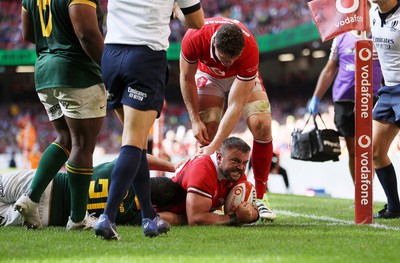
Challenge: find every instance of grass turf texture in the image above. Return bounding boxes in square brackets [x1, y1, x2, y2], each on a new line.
[2, 194, 399, 263]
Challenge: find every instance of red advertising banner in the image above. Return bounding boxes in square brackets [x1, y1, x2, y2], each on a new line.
[354, 40, 373, 224]
[308, 0, 369, 42]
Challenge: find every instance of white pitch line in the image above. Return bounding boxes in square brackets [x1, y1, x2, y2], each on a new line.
[276, 210, 400, 231]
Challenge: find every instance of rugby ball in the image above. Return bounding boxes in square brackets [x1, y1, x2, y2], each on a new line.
[224, 181, 257, 214]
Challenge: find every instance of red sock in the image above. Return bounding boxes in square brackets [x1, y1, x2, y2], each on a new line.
[252, 140, 273, 199]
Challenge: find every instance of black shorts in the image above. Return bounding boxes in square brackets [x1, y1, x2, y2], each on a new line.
[373, 85, 400, 127]
[334, 101, 355, 137]
[101, 44, 167, 118]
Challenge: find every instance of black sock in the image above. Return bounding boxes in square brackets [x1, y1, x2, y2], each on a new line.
[104, 145, 141, 222]
[376, 164, 400, 213]
[133, 150, 157, 220]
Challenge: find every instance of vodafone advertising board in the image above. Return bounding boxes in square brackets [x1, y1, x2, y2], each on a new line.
[355, 40, 373, 225]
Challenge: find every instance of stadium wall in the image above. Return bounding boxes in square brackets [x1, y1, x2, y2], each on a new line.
[0, 23, 320, 65]
[0, 153, 393, 203]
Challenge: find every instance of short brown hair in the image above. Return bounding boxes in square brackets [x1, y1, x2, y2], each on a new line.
[220, 137, 250, 155]
[214, 23, 245, 58]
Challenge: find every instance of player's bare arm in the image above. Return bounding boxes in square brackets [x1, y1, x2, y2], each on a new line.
[200, 78, 254, 155]
[173, 2, 204, 29]
[185, 192, 258, 225]
[185, 192, 232, 225]
[158, 211, 188, 225]
[147, 154, 175, 172]
[313, 59, 339, 99]
[69, 3, 104, 65]
[180, 56, 211, 145]
[21, 8, 35, 43]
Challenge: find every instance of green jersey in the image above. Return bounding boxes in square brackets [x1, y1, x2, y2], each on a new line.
[50, 160, 142, 226]
[22, 0, 103, 90]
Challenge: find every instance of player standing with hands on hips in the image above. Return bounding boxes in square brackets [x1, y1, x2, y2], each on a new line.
[94, 0, 204, 240]
[179, 17, 276, 222]
[370, 0, 400, 219]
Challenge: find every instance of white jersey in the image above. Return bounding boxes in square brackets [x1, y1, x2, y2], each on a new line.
[0, 170, 52, 226]
[370, 4, 400, 86]
[104, 0, 200, 51]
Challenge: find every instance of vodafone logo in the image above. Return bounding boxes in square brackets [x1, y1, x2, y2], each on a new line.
[336, 0, 359, 13]
[358, 48, 372, 61]
[234, 186, 243, 195]
[333, 0, 363, 28]
[358, 135, 371, 148]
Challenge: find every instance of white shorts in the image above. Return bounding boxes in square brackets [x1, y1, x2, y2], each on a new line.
[37, 83, 107, 121]
[0, 170, 52, 226]
[195, 71, 264, 98]
[195, 71, 269, 121]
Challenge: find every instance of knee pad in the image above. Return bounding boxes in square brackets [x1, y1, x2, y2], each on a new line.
[242, 100, 271, 120]
[199, 107, 223, 123]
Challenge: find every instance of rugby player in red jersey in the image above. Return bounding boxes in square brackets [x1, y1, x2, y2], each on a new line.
[179, 17, 276, 221]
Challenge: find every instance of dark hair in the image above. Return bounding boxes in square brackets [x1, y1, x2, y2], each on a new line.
[214, 23, 245, 58]
[220, 137, 251, 154]
[151, 176, 184, 206]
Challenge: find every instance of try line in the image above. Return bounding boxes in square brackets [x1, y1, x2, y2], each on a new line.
[277, 210, 400, 231]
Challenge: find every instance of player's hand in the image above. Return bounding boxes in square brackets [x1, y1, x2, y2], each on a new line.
[307, 95, 320, 115]
[234, 202, 259, 224]
[172, 2, 180, 19]
[173, 157, 189, 171]
[196, 144, 216, 156]
[191, 121, 211, 146]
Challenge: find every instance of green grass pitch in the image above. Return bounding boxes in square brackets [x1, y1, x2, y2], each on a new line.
[1, 194, 399, 263]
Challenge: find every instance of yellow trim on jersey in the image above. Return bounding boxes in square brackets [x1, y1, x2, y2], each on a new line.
[89, 179, 109, 199]
[37, 0, 53, 37]
[134, 196, 141, 210]
[69, 0, 96, 8]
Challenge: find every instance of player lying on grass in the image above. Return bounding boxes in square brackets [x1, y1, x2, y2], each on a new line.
[1, 137, 258, 228]
[0, 155, 179, 227]
[155, 137, 259, 226]
[93, 136, 259, 241]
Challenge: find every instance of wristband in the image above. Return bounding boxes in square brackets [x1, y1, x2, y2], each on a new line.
[229, 213, 238, 225]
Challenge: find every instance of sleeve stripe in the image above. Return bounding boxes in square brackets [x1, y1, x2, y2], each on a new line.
[180, 3, 201, 15]
[237, 74, 257, 81]
[69, 0, 96, 8]
[187, 187, 212, 198]
[181, 52, 198, 64]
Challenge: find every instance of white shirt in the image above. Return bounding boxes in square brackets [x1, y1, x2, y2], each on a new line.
[0, 170, 52, 226]
[105, 0, 200, 51]
[370, 4, 400, 86]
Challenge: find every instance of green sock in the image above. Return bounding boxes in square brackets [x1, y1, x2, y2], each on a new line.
[67, 162, 93, 223]
[29, 142, 69, 202]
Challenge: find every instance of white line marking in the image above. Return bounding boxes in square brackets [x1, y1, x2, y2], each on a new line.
[277, 210, 400, 231]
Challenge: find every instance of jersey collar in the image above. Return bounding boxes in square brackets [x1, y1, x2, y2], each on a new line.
[378, 1, 400, 27]
[210, 32, 219, 63]
[210, 153, 227, 181]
